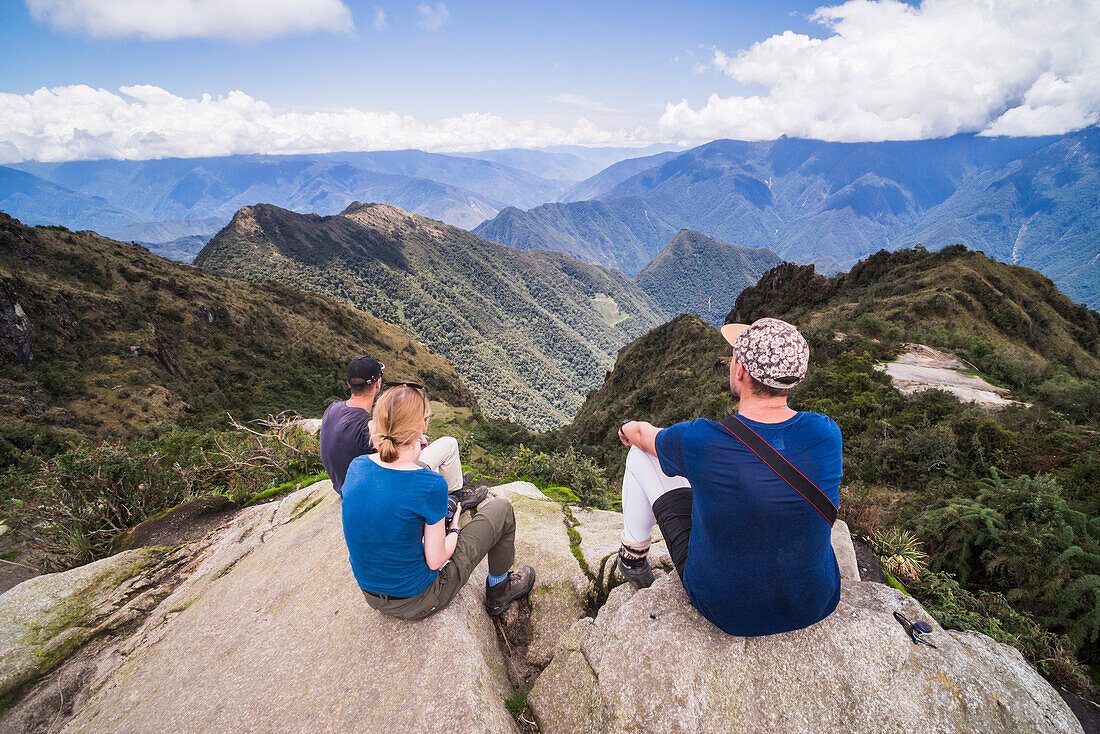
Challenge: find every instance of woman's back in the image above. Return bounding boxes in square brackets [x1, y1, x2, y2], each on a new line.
[341, 455, 448, 597]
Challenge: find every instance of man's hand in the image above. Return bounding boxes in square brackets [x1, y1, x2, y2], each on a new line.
[618, 420, 661, 456]
[419, 433, 429, 449]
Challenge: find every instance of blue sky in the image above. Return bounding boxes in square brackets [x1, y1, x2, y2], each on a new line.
[1, 1, 1097, 161]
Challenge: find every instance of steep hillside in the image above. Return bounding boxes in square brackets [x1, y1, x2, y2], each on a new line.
[730, 247, 1100, 383]
[474, 198, 679, 275]
[635, 229, 781, 325]
[896, 127, 1100, 306]
[195, 203, 664, 429]
[0, 212, 474, 466]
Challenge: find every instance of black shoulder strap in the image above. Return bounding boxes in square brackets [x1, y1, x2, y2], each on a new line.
[718, 416, 837, 526]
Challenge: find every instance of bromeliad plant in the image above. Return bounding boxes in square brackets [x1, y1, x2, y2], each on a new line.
[871, 527, 930, 582]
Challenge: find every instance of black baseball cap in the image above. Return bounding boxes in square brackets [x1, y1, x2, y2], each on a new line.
[346, 357, 384, 386]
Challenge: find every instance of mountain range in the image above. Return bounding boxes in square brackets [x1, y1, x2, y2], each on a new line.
[474, 129, 1100, 306]
[194, 203, 665, 429]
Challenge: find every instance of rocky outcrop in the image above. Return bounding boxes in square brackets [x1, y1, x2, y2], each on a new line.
[530, 575, 1081, 734]
[0, 279, 33, 366]
[0, 480, 1078, 734]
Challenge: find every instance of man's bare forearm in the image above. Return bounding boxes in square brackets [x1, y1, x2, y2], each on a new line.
[618, 420, 661, 456]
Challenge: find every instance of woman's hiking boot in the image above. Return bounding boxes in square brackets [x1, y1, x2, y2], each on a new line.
[484, 566, 536, 615]
[617, 548, 655, 589]
[450, 483, 488, 509]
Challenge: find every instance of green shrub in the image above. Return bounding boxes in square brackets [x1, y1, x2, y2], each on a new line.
[911, 570, 1093, 692]
[503, 445, 611, 507]
[14, 420, 322, 571]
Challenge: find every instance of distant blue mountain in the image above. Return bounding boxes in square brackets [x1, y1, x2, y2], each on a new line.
[459, 144, 685, 182]
[0, 165, 145, 234]
[474, 131, 1100, 306]
[9, 153, 522, 244]
[558, 150, 683, 202]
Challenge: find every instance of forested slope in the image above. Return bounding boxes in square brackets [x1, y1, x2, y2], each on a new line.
[196, 203, 664, 429]
[635, 229, 780, 325]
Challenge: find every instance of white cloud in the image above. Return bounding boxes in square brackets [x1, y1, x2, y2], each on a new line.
[548, 93, 624, 114]
[417, 2, 449, 31]
[0, 85, 648, 163]
[24, 0, 354, 42]
[660, 0, 1100, 142]
[372, 6, 387, 30]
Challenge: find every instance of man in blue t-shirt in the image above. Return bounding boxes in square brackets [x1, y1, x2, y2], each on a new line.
[616, 317, 843, 636]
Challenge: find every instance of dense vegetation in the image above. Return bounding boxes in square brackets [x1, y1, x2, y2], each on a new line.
[196, 202, 664, 429]
[530, 246, 1100, 690]
[0, 213, 475, 469]
[634, 229, 780, 326]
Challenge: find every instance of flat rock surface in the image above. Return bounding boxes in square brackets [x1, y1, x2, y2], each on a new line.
[38, 483, 514, 734]
[876, 343, 1023, 407]
[530, 575, 1081, 734]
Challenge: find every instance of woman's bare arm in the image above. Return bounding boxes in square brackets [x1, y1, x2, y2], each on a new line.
[423, 510, 461, 570]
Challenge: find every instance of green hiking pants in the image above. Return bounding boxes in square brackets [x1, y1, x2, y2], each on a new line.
[361, 497, 516, 621]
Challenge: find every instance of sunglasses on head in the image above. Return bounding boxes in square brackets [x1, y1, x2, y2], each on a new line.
[382, 380, 426, 392]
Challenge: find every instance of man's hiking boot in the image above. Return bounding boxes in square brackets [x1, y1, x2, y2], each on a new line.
[462, 470, 474, 485]
[617, 549, 655, 589]
[450, 482, 488, 509]
[484, 566, 536, 616]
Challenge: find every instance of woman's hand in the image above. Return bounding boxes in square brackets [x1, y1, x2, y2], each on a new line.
[419, 434, 430, 449]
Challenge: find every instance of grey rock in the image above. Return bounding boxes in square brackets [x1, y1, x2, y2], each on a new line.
[0, 547, 166, 700]
[491, 482, 590, 667]
[55, 484, 516, 734]
[832, 519, 860, 581]
[0, 280, 33, 367]
[529, 575, 1081, 734]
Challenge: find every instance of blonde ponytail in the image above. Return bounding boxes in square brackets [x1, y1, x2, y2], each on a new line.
[370, 385, 430, 462]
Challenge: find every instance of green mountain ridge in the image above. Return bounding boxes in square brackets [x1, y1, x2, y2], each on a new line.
[0, 212, 475, 466]
[195, 202, 665, 429]
[635, 229, 782, 326]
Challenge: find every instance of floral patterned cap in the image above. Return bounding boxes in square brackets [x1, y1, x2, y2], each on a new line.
[720, 318, 809, 389]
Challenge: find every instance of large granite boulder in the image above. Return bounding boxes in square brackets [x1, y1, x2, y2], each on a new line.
[0, 482, 517, 734]
[529, 574, 1081, 734]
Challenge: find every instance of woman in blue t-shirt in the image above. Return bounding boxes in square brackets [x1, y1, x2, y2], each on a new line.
[340, 383, 535, 620]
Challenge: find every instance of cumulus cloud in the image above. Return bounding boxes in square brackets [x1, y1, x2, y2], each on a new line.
[372, 6, 387, 30]
[24, 0, 354, 42]
[0, 85, 647, 163]
[417, 2, 449, 31]
[660, 0, 1100, 142]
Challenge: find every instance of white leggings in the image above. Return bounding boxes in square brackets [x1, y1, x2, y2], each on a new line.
[419, 436, 464, 492]
[621, 446, 691, 546]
